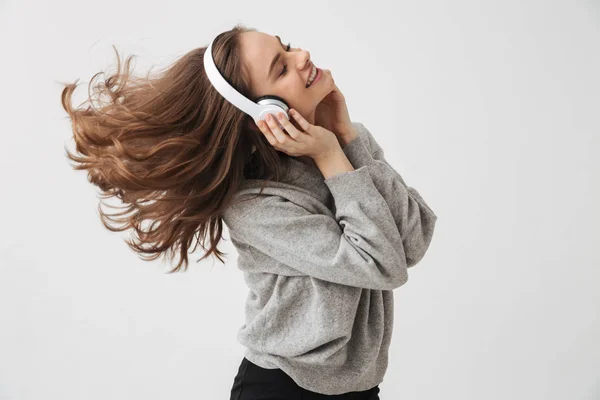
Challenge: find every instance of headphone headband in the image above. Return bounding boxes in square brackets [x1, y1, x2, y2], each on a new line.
[203, 35, 289, 125]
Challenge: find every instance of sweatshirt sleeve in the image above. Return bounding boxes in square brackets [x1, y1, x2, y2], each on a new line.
[340, 122, 438, 268]
[227, 165, 409, 290]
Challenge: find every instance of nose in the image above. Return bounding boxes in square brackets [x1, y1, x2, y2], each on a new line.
[296, 49, 311, 70]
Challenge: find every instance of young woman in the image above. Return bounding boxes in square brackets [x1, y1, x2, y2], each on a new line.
[60, 23, 437, 399]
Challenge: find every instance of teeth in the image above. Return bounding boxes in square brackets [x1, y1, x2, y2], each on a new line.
[307, 65, 317, 86]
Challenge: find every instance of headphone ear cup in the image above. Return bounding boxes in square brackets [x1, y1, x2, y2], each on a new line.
[255, 95, 290, 125]
[255, 94, 289, 109]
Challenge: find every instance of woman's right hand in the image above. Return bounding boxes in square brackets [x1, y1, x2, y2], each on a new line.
[256, 109, 341, 160]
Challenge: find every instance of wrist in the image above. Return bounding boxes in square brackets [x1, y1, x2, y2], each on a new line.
[312, 148, 354, 180]
[312, 145, 342, 165]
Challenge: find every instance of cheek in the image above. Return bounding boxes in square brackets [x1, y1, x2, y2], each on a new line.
[289, 75, 306, 89]
[278, 79, 310, 109]
[291, 78, 310, 95]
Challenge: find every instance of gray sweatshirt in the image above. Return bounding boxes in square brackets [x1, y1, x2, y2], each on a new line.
[222, 121, 438, 395]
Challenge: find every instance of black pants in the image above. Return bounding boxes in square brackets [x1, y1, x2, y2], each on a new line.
[230, 357, 381, 400]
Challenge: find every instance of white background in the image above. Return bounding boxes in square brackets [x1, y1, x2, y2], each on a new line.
[1, 1, 599, 399]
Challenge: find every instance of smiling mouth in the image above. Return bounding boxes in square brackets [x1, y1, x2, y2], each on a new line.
[306, 64, 317, 88]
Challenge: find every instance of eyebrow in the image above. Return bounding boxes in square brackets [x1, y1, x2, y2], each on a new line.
[267, 35, 285, 81]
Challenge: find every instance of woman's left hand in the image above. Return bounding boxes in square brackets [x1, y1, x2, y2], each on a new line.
[314, 71, 356, 143]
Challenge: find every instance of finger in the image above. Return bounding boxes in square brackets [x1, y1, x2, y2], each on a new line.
[275, 112, 305, 141]
[266, 114, 294, 145]
[289, 109, 312, 133]
[257, 120, 278, 148]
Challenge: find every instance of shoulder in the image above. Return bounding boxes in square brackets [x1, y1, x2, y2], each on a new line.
[350, 121, 380, 154]
[222, 193, 279, 227]
[351, 121, 368, 137]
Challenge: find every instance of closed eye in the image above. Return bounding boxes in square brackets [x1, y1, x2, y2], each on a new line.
[279, 42, 292, 77]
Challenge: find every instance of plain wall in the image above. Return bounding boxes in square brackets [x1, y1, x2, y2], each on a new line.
[1, 0, 598, 399]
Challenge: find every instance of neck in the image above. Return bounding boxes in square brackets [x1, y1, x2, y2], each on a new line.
[305, 108, 316, 125]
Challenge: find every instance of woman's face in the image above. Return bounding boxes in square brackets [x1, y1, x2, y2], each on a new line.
[239, 31, 333, 126]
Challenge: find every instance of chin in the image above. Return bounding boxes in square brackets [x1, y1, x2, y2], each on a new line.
[321, 86, 335, 99]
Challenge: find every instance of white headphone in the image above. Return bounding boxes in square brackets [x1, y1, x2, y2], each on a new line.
[203, 35, 291, 131]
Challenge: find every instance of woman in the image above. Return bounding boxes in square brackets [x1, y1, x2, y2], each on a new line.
[60, 23, 437, 399]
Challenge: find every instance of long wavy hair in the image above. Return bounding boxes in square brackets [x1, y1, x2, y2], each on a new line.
[60, 23, 290, 272]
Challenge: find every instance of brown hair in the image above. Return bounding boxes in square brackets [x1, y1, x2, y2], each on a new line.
[60, 23, 289, 272]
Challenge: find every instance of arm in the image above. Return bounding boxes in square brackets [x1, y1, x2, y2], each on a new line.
[340, 122, 438, 267]
[226, 165, 409, 290]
